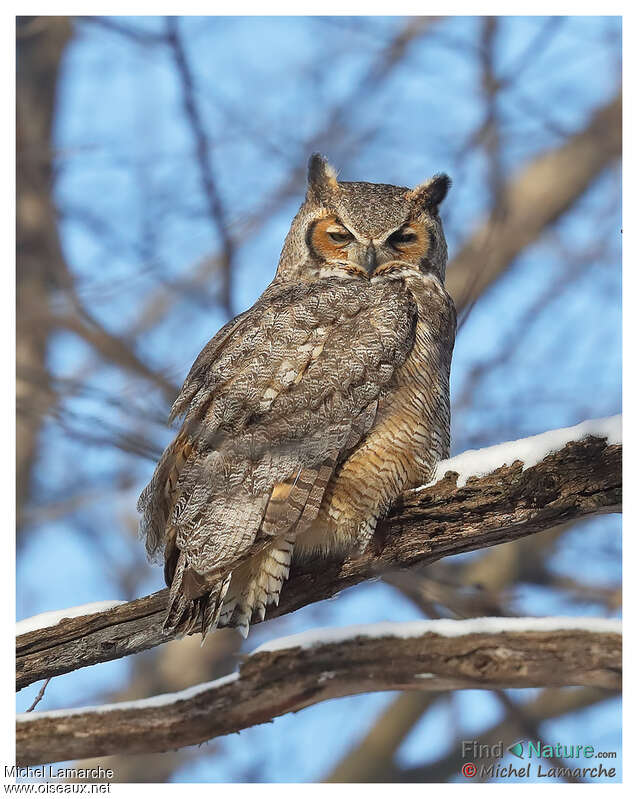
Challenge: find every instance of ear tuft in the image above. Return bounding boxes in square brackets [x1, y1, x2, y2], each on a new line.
[408, 173, 451, 211]
[307, 153, 339, 202]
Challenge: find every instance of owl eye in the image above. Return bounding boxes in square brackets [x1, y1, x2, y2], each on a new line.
[327, 229, 353, 245]
[388, 228, 417, 248]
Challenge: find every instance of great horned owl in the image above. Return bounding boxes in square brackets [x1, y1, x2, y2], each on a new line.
[138, 155, 456, 639]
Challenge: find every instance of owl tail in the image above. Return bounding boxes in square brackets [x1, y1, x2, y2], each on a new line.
[218, 537, 295, 638]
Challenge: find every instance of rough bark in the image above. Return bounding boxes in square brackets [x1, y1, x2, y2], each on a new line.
[16, 624, 620, 766]
[16, 434, 620, 690]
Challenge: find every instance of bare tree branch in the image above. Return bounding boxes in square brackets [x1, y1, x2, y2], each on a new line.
[16, 620, 620, 766]
[324, 690, 440, 782]
[491, 690, 583, 783]
[16, 428, 620, 690]
[166, 17, 235, 318]
[121, 89, 620, 351]
[446, 92, 621, 312]
[50, 310, 179, 401]
[24, 678, 52, 713]
[16, 16, 73, 533]
[125, 17, 441, 337]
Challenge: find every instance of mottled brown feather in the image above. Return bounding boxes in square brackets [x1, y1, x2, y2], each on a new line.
[139, 158, 455, 639]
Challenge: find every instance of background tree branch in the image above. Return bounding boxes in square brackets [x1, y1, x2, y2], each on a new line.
[16, 16, 73, 535]
[385, 686, 618, 783]
[446, 92, 621, 312]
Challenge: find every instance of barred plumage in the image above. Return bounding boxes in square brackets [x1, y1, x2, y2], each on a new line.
[138, 154, 456, 640]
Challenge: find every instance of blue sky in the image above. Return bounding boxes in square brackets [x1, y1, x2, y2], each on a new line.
[16, 15, 621, 783]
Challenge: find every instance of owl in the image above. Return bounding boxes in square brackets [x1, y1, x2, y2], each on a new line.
[138, 155, 456, 640]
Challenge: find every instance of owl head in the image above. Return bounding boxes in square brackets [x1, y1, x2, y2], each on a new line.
[276, 154, 451, 284]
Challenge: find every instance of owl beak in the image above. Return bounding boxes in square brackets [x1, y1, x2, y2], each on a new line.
[364, 243, 377, 274]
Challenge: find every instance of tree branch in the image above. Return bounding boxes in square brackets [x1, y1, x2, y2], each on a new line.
[446, 92, 621, 311]
[16, 421, 621, 690]
[166, 17, 235, 318]
[16, 16, 73, 535]
[323, 689, 439, 782]
[16, 618, 621, 766]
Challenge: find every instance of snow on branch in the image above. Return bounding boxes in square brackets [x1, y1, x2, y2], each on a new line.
[426, 415, 620, 488]
[16, 617, 621, 766]
[16, 601, 127, 637]
[16, 418, 621, 691]
[251, 615, 622, 654]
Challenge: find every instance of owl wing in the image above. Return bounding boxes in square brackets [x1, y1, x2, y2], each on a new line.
[138, 277, 418, 622]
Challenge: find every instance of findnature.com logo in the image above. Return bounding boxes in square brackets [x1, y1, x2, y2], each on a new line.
[461, 739, 618, 780]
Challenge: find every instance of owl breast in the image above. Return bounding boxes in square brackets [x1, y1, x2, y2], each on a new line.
[294, 271, 456, 559]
